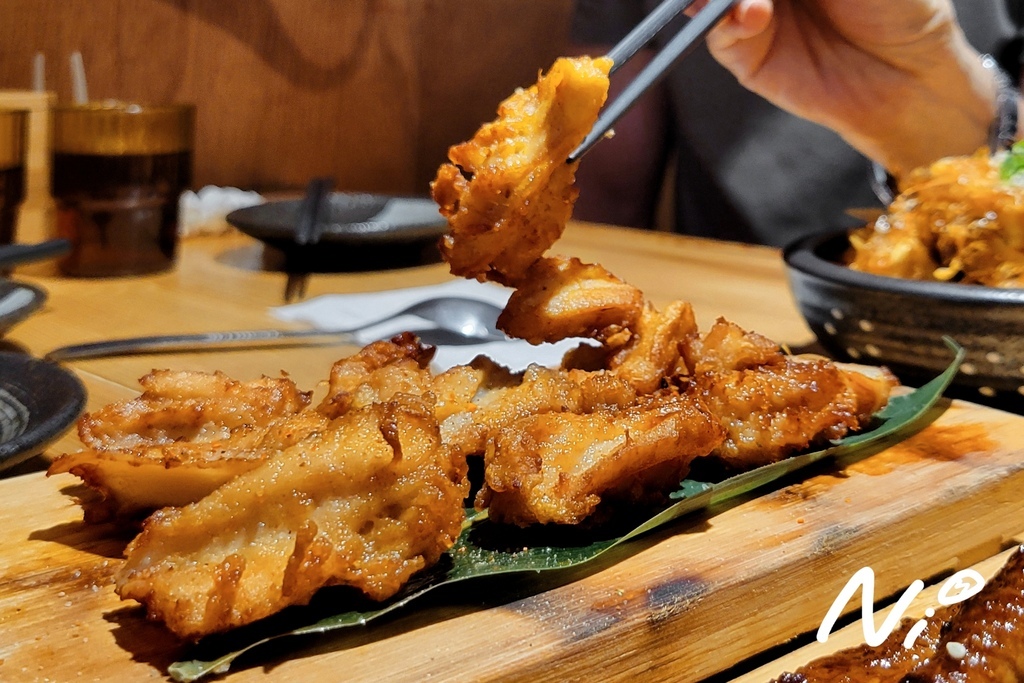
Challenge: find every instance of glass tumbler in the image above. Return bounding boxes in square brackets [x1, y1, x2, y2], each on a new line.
[52, 102, 194, 277]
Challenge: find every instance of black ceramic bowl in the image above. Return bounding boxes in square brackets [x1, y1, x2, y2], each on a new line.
[784, 230, 1024, 403]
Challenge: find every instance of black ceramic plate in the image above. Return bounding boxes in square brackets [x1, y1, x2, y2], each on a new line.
[0, 279, 46, 335]
[226, 193, 447, 272]
[226, 193, 446, 248]
[0, 353, 87, 472]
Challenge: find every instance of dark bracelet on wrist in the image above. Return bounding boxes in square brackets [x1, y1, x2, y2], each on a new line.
[981, 53, 1019, 151]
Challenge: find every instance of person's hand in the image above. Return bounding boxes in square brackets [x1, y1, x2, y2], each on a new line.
[698, 0, 1000, 175]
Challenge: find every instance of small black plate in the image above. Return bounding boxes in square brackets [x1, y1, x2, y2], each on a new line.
[0, 353, 87, 472]
[227, 193, 446, 245]
[0, 279, 46, 335]
[226, 192, 447, 272]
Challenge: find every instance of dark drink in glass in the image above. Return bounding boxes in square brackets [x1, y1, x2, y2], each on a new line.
[53, 151, 191, 276]
[52, 102, 194, 277]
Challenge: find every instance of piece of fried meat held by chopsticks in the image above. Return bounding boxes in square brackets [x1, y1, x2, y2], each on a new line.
[431, 56, 612, 286]
[48, 369, 320, 522]
[116, 394, 468, 640]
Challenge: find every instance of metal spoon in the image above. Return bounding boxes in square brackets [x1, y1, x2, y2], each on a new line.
[44, 296, 508, 361]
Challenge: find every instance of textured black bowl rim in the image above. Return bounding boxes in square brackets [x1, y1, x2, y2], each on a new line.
[0, 279, 47, 335]
[226, 192, 446, 247]
[783, 230, 1024, 305]
[0, 353, 87, 471]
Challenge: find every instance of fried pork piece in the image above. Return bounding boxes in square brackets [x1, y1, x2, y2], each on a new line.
[440, 358, 640, 460]
[476, 390, 724, 526]
[497, 256, 644, 345]
[431, 56, 612, 285]
[116, 395, 468, 640]
[48, 370, 316, 521]
[684, 319, 896, 469]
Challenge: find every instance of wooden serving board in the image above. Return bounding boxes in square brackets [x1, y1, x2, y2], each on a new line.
[3, 397, 1024, 683]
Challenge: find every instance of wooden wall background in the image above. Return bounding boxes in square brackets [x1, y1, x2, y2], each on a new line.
[0, 0, 573, 195]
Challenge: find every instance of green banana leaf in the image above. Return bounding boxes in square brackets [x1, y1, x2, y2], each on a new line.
[169, 340, 964, 682]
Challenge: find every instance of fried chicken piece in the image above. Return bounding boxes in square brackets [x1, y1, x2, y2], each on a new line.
[563, 300, 698, 393]
[48, 411, 329, 522]
[497, 256, 644, 345]
[440, 358, 640, 460]
[317, 333, 438, 418]
[77, 369, 311, 449]
[116, 395, 468, 640]
[606, 301, 697, 393]
[317, 332, 483, 422]
[431, 56, 612, 285]
[476, 390, 724, 526]
[684, 319, 896, 469]
[48, 370, 316, 521]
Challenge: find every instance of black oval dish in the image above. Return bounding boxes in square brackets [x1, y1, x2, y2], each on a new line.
[784, 230, 1024, 405]
[226, 193, 446, 272]
[0, 353, 87, 472]
[0, 279, 46, 335]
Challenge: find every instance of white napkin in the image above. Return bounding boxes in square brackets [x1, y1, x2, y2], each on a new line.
[270, 279, 585, 372]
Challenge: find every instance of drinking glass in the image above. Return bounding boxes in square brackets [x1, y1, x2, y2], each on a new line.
[52, 102, 194, 277]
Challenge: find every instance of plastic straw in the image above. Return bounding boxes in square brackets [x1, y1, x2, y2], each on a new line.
[32, 53, 45, 92]
[70, 51, 88, 104]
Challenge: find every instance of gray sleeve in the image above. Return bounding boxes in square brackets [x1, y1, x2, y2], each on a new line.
[953, 0, 1023, 76]
[569, 0, 647, 45]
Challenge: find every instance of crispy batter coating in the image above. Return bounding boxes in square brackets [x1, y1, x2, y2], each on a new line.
[476, 390, 724, 526]
[77, 369, 311, 449]
[440, 358, 640, 460]
[48, 411, 328, 522]
[848, 149, 1024, 287]
[684, 319, 896, 469]
[606, 301, 697, 393]
[116, 395, 468, 640]
[317, 332, 483, 422]
[317, 333, 437, 418]
[48, 370, 316, 521]
[431, 56, 612, 285]
[497, 256, 645, 344]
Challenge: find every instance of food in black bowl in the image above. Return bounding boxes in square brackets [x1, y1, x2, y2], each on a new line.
[784, 148, 1024, 407]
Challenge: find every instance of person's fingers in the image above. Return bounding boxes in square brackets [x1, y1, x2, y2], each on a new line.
[707, 0, 773, 47]
[730, 0, 773, 39]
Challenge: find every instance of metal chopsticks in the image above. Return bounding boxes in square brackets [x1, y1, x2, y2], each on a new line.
[569, 0, 739, 162]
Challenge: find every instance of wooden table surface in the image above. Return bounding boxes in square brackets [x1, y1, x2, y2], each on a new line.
[2, 224, 1023, 683]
